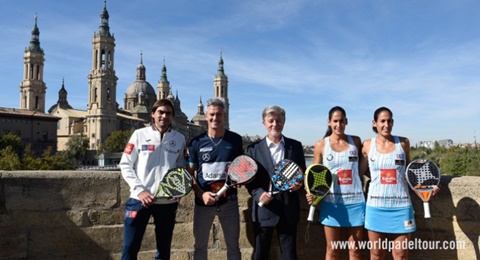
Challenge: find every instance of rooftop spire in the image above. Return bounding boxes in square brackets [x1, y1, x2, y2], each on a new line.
[216, 50, 226, 77]
[136, 51, 146, 81]
[28, 13, 43, 53]
[98, 0, 111, 37]
[160, 56, 169, 83]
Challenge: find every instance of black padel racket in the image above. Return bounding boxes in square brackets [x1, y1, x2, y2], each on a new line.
[305, 164, 333, 221]
[406, 159, 440, 218]
[155, 167, 193, 199]
[258, 159, 303, 207]
[215, 155, 258, 199]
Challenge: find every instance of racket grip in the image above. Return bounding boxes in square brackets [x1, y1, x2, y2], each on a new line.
[258, 201, 264, 207]
[215, 185, 228, 199]
[423, 201, 431, 218]
[307, 205, 316, 222]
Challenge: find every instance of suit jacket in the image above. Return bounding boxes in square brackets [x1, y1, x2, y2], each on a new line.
[246, 136, 306, 227]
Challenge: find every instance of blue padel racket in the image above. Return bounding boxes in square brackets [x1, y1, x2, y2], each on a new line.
[305, 164, 333, 221]
[155, 167, 193, 199]
[406, 159, 440, 218]
[215, 155, 258, 199]
[258, 159, 303, 207]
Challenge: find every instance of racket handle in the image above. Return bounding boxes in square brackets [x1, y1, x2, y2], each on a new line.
[423, 201, 431, 218]
[215, 185, 228, 199]
[258, 201, 264, 207]
[307, 205, 316, 222]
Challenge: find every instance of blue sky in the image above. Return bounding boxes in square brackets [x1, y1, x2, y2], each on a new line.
[1, 0, 479, 147]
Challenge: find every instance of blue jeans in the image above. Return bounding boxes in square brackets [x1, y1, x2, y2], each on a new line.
[121, 198, 178, 260]
[193, 197, 241, 260]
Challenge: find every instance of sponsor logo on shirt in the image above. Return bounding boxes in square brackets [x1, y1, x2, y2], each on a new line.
[141, 144, 155, 151]
[326, 154, 334, 161]
[165, 149, 180, 155]
[202, 153, 211, 162]
[380, 169, 397, 184]
[169, 140, 176, 147]
[124, 143, 135, 155]
[204, 172, 226, 180]
[200, 147, 213, 152]
[337, 169, 353, 185]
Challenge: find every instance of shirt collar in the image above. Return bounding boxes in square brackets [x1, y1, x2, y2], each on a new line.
[266, 136, 285, 147]
[151, 125, 172, 133]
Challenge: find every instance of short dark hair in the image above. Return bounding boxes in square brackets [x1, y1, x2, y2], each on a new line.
[151, 99, 175, 116]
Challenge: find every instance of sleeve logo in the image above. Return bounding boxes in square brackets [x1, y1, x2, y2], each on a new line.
[124, 143, 135, 155]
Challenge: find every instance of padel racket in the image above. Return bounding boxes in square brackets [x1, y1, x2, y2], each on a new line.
[305, 164, 333, 221]
[155, 167, 193, 199]
[215, 155, 258, 199]
[258, 159, 303, 207]
[406, 159, 440, 218]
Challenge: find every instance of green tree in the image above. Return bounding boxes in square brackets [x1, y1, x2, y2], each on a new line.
[0, 146, 22, 170]
[65, 134, 89, 167]
[22, 144, 44, 170]
[42, 149, 74, 170]
[99, 130, 133, 153]
[0, 132, 25, 158]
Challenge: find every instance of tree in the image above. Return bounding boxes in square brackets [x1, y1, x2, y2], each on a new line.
[65, 134, 89, 167]
[0, 132, 25, 158]
[98, 130, 133, 153]
[0, 146, 22, 170]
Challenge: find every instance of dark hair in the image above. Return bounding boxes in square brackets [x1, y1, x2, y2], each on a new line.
[372, 106, 393, 133]
[151, 99, 175, 116]
[324, 106, 347, 138]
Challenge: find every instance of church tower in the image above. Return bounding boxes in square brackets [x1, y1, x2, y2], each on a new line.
[20, 15, 47, 112]
[85, 0, 118, 150]
[213, 51, 229, 129]
[157, 58, 171, 100]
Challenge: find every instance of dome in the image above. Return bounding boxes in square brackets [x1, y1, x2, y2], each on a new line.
[125, 80, 156, 96]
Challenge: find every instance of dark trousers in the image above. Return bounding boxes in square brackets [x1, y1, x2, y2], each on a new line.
[121, 198, 178, 260]
[253, 217, 298, 260]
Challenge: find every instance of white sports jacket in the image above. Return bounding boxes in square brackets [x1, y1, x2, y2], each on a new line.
[119, 125, 186, 204]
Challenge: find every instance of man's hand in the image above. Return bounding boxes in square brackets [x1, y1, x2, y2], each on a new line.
[138, 191, 156, 207]
[202, 191, 218, 206]
[289, 182, 302, 192]
[259, 191, 273, 205]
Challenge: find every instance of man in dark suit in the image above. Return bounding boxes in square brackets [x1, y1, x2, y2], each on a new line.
[246, 105, 306, 260]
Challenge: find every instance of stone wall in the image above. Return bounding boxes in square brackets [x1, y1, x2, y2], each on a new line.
[0, 171, 478, 260]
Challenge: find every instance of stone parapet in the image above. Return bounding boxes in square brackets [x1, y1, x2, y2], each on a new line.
[0, 171, 478, 259]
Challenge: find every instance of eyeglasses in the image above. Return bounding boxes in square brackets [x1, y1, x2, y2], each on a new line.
[157, 110, 172, 115]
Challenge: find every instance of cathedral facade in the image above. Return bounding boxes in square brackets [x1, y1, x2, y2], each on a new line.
[45, 1, 230, 161]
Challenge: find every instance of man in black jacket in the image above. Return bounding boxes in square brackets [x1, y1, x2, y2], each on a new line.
[246, 105, 306, 260]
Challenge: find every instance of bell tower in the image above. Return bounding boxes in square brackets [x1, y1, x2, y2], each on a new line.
[20, 15, 46, 112]
[157, 57, 171, 100]
[85, 0, 118, 150]
[213, 51, 229, 129]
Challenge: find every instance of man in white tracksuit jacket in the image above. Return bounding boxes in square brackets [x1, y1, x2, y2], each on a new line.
[119, 99, 186, 260]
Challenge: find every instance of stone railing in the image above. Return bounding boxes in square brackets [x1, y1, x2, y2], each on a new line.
[0, 171, 478, 259]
